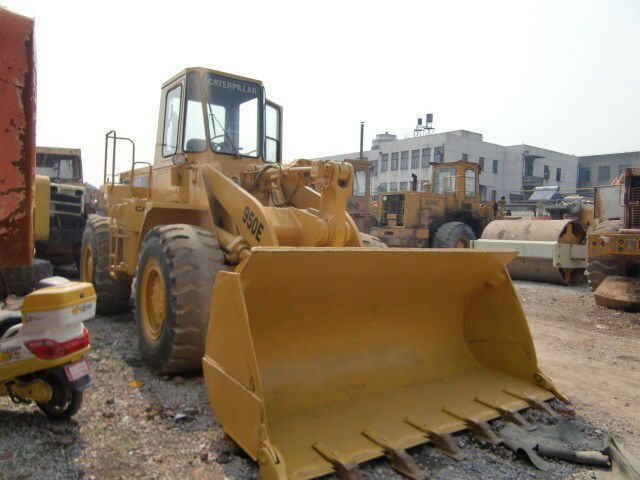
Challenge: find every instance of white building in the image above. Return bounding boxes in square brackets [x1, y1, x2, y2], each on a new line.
[317, 129, 578, 201]
[578, 151, 640, 192]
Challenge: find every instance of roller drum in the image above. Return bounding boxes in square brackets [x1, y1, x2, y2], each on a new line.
[481, 219, 587, 285]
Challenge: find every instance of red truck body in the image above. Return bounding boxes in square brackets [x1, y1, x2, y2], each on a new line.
[0, 7, 36, 268]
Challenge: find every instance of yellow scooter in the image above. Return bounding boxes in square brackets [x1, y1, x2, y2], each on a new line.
[0, 277, 95, 419]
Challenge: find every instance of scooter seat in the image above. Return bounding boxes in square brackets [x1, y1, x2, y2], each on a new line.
[0, 310, 22, 337]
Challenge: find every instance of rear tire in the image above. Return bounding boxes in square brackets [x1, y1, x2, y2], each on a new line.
[0, 259, 53, 298]
[81, 215, 131, 315]
[36, 373, 83, 420]
[432, 221, 476, 248]
[133, 225, 227, 374]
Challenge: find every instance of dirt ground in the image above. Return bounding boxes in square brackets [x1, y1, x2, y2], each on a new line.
[517, 281, 640, 457]
[0, 279, 638, 479]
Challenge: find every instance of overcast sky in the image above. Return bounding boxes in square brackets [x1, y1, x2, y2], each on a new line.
[4, 0, 640, 186]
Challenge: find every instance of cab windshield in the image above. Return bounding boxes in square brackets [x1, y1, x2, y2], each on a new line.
[36, 153, 81, 181]
[434, 167, 455, 194]
[205, 73, 262, 157]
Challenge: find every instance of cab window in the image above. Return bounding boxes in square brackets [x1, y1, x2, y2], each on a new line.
[434, 167, 455, 194]
[183, 72, 206, 152]
[162, 84, 183, 157]
[265, 103, 281, 163]
[465, 169, 477, 197]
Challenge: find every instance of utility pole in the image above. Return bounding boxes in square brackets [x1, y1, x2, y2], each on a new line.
[359, 121, 364, 161]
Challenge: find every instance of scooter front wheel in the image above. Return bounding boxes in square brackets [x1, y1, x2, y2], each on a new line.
[36, 372, 84, 420]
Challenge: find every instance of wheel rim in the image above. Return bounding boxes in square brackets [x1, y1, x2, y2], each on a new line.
[39, 374, 73, 414]
[455, 237, 470, 248]
[140, 258, 166, 341]
[82, 244, 93, 282]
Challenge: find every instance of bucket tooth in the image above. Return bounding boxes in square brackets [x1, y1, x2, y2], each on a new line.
[474, 397, 537, 431]
[362, 429, 430, 480]
[405, 418, 466, 460]
[312, 443, 364, 480]
[442, 408, 503, 446]
[504, 389, 557, 417]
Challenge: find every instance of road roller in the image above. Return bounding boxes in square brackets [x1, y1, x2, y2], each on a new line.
[472, 218, 588, 285]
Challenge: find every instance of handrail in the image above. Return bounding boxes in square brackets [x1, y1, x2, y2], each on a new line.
[104, 130, 136, 186]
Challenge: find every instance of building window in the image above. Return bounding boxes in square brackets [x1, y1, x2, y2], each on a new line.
[598, 165, 611, 183]
[421, 148, 431, 168]
[462, 153, 468, 161]
[525, 158, 534, 176]
[434, 146, 445, 163]
[479, 157, 484, 171]
[619, 164, 632, 175]
[371, 160, 378, 175]
[411, 150, 420, 169]
[391, 152, 399, 171]
[556, 167, 562, 182]
[399, 181, 408, 190]
[378, 183, 387, 193]
[491, 189, 497, 201]
[381, 154, 389, 172]
[390, 181, 398, 191]
[400, 151, 409, 170]
[579, 167, 591, 183]
[543, 165, 550, 180]
[492, 159, 498, 174]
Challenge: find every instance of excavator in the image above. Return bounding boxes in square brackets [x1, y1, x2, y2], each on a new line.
[82, 67, 569, 479]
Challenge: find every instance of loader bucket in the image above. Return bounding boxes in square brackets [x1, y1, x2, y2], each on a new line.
[203, 248, 562, 480]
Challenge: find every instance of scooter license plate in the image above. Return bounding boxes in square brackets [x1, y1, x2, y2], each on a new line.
[65, 359, 90, 382]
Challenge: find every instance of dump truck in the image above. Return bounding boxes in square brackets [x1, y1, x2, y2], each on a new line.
[35, 147, 88, 267]
[81, 67, 565, 480]
[0, 7, 52, 298]
[371, 160, 501, 248]
[586, 168, 640, 310]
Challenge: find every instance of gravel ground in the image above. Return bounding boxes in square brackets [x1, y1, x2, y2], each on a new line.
[0, 278, 638, 479]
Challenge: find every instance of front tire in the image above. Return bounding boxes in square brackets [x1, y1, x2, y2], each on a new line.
[360, 233, 388, 248]
[133, 225, 227, 374]
[81, 215, 131, 314]
[432, 221, 476, 248]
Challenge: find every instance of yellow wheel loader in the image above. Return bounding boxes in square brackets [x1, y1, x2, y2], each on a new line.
[81, 67, 566, 479]
[371, 161, 501, 248]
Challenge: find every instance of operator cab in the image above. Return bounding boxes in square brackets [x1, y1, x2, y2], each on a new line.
[36, 148, 83, 184]
[431, 161, 479, 199]
[156, 68, 282, 167]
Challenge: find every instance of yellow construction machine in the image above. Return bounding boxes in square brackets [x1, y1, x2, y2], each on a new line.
[587, 168, 640, 310]
[81, 67, 565, 480]
[371, 161, 501, 248]
[473, 192, 594, 286]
